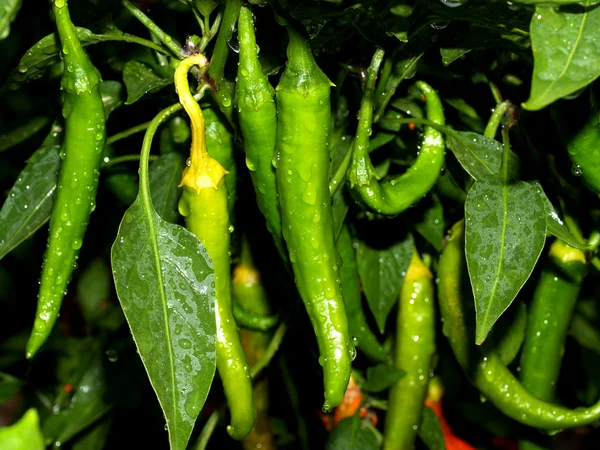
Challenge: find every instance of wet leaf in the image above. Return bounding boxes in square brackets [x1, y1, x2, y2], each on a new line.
[524, 3, 600, 110]
[123, 61, 172, 105]
[111, 192, 216, 450]
[0, 146, 60, 261]
[0, 0, 22, 40]
[465, 180, 546, 344]
[356, 234, 414, 333]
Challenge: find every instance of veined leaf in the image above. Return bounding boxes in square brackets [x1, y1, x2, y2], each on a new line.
[111, 194, 216, 450]
[123, 61, 172, 105]
[0, 146, 60, 261]
[356, 234, 413, 333]
[149, 152, 185, 223]
[326, 412, 379, 450]
[0, 116, 51, 152]
[465, 180, 546, 344]
[524, 3, 600, 110]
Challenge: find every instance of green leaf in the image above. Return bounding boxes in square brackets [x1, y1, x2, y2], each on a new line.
[360, 364, 405, 392]
[0, 0, 22, 40]
[516, 0, 600, 3]
[3, 26, 167, 91]
[440, 47, 471, 66]
[465, 180, 547, 344]
[0, 116, 51, 152]
[533, 181, 592, 249]
[123, 61, 172, 105]
[356, 234, 414, 333]
[99, 81, 124, 118]
[149, 153, 186, 223]
[104, 173, 139, 206]
[76, 259, 124, 331]
[487, 301, 527, 365]
[415, 195, 444, 251]
[71, 416, 112, 450]
[418, 406, 446, 450]
[446, 130, 520, 181]
[0, 146, 60, 261]
[524, 3, 600, 111]
[0, 409, 44, 450]
[0, 372, 23, 404]
[43, 348, 112, 447]
[111, 193, 216, 450]
[326, 413, 379, 450]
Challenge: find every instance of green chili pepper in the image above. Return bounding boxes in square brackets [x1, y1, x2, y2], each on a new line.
[438, 220, 600, 430]
[519, 240, 587, 450]
[203, 105, 237, 220]
[275, 24, 352, 411]
[235, 7, 284, 258]
[233, 244, 276, 450]
[337, 225, 388, 362]
[26, 0, 106, 358]
[348, 49, 445, 216]
[383, 251, 435, 450]
[175, 54, 255, 440]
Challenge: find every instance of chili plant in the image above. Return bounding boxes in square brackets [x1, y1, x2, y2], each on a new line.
[2, 0, 600, 449]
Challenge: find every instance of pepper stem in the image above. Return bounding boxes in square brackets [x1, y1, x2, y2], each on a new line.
[175, 54, 228, 192]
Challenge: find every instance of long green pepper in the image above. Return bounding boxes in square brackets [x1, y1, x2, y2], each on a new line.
[519, 241, 587, 450]
[438, 221, 600, 430]
[26, 0, 106, 358]
[384, 251, 435, 450]
[275, 24, 352, 410]
[235, 7, 284, 258]
[348, 48, 445, 216]
[175, 55, 255, 440]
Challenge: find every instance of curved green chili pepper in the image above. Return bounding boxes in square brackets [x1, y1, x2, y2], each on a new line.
[275, 24, 352, 411]
[383, 251, 435, 450]
[337, 225, 388, 362]
[26, 0, 106, 358]
[175, 54, 255, 440]
[438, 221, 600, 430]
[519, 241, 587, 450]
[203, 106, 237, 220]
[348, 49, 446, 216]
[235, 7, 284, 258]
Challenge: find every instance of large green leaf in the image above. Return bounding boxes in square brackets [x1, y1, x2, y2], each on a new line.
[360, 364, 405, 392]
[356, 234, 414, 333]
[465, 180, 546, 344]
[524, 3, 600, 110]
[0, 409, 44, 450]
[111, 193, 216, 450]
[149, 153, 185, 223]
[0, 146, 60, 261]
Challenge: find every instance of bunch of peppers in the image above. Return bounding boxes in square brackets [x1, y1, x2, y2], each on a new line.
[5, 0, 600, 449]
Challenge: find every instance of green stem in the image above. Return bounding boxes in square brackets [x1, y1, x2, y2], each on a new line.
[102, 154, 158, 168]
[329, 139, 354, 196]
[193, 406, 224, 450]
[250, 323, 287, 379]
[207, 0, 241, 84]
[122, 0, 182, 58]
[484, 100, 510, 139]
[106, 121, 152, 145]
